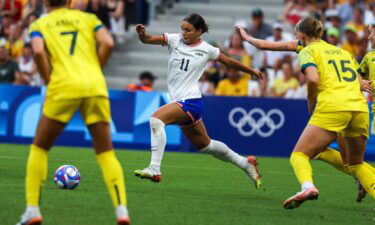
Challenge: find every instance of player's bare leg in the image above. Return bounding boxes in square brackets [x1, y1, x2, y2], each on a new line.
[315, 135, 367, 202]
[33, 115, 67, 150]
[284, 125, 336, 209]
[88, 122, 130, 225]
[336, 135, 349, 165]
[134, 103, 190, 182]
[182, 121, 262, 189]
[17, 115, 66, 225]
[336, 135, 367, 202]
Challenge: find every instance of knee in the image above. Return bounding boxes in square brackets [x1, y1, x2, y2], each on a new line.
[151, 110, 162, 119]
[150, 117, 165, 128]
[150, 117, 165, 135]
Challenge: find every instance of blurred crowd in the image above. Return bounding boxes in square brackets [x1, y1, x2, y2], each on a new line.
[199, 0, 375, 99]
[1, 0, 374, 100]
[0, 0, 177, 86]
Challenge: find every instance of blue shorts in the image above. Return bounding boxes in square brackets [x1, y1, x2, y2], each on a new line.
[176, 98, 203, 127]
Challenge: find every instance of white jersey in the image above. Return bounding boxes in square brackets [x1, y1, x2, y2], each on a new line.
[163, 33, 220, 101]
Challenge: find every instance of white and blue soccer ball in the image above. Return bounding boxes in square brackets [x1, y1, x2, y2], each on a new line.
[54, 165, 81, 189]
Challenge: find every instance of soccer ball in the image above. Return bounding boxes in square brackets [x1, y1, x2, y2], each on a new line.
[54, 165, 81, 189]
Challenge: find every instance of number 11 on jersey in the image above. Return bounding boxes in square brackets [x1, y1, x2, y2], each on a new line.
[180, 58, 190, 71]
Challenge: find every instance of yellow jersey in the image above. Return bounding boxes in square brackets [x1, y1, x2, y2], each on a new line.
[5, 39, 24, 59]
[341, 41, 359, 57]
[272, 77, 299, 96]
[298, 40, 368, 113]
[346, 21, 366, 38]
[29, 8, 108, 100]
[358, 50, 375, 101]
[296, 40, 304, 53]
[215, 77, 248, 96]
[358, 50, 375, 81]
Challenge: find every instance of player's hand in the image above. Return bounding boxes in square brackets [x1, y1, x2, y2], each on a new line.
[250, 70, 263, 80]
[235, 26, 250, 41]
[135, 24, 146, 36]
[360, 79, 372, 94]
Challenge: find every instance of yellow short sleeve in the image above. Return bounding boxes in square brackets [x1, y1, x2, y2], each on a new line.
[29, 21, 43, 40]
[295, 40, 304, 53]
[88, 14, 104, 32]
[298, 48, 317, 73]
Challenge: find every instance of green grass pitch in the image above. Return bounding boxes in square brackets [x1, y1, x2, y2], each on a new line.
[1, 143, 374, 225]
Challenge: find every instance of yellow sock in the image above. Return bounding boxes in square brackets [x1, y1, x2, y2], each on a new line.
[364, 162, 375, 175]
[26, 145, 48, 206]
[290, 152, 313, 185]
[314, 148, 375, 176]
[96, 150, 127, 207]
[348, 163, 375, 199]
[314, 148, 351, 175]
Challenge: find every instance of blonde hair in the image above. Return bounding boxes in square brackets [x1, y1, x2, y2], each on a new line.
[296, 17, 323, 38]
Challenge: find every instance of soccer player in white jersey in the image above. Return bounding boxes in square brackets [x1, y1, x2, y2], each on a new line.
[134, 13, 263, 189]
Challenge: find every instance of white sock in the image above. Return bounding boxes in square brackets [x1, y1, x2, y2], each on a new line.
[26, 206, 41, 216]
[301, 182, 315, 191]
[149, 117, 166, 172]
[116, 205, 129, 218]
[200, 140, 248, 170]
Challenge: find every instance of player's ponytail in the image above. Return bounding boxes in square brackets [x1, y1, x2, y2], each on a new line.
[296, 16, 323, 38]
[48, 0, 68, 7]
[183, 13, 209, 34]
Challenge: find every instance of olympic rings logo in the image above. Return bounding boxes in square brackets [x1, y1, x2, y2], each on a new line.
[228, 107, 285, 138]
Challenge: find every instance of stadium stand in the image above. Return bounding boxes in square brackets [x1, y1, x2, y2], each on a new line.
[104, 0, 283, 90]
[1, 0, 374, 96]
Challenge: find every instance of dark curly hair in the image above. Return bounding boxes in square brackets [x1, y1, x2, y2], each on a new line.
[183, 13, 209, 33]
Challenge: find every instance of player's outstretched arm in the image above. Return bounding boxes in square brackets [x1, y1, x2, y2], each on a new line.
[95, 28, 115, 68]
[235, 26, 298, 52]
[135, 24, 165, 45]
[218, 53, 263, 80]
[31, 37, 51, 84]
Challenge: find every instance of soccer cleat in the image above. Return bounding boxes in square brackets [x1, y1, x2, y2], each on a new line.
[283, 187, 319, 209]
[134, 167, 162, 183]
[16, 211, 42, 225]
[355, 178, 367, 203]
[117, 216, 131, 225]
[245, 156, 262, 189]
[116, 205, 130, 225]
